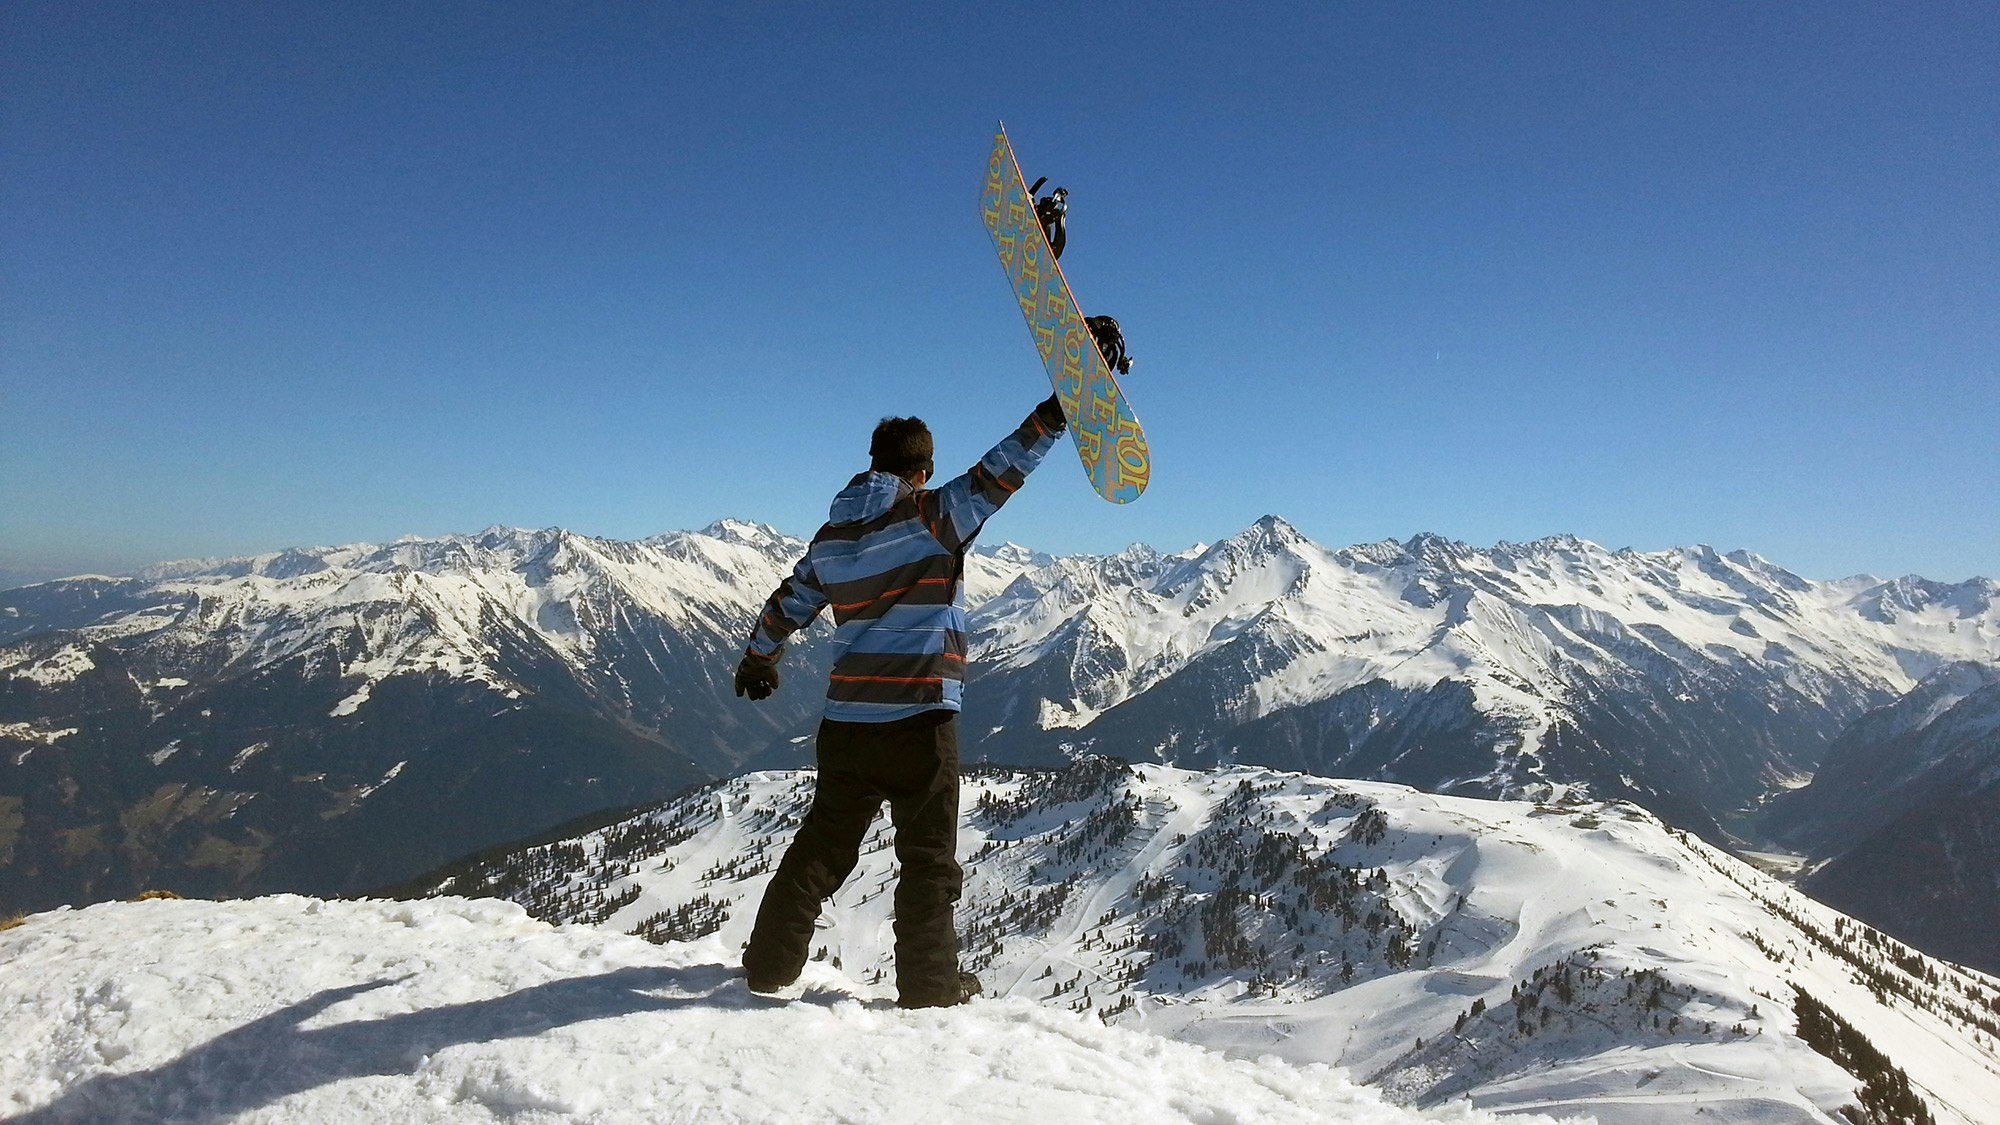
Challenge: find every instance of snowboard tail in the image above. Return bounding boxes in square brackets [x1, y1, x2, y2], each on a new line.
[979, 126, 1149, 504]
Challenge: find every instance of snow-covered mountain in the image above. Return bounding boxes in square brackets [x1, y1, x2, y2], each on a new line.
[0, 521, 1048, 776]
[1768, 663, 2000, 973]
[3, 521, 825, 773]
[407, 758, 2000, 1123]
[0, 524, 1047, 912]
[1769, 663, 2000, 855]
[4, 520, 1996, 916]
[961, 518, 2000, 834]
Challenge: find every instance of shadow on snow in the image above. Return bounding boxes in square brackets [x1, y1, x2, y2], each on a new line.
[9, 961, 811, 1123]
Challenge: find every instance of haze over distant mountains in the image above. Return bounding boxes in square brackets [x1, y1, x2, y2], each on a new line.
[2, 519, 1996, 966]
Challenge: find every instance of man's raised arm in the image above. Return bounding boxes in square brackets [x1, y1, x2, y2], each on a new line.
[919, 396, 1066, 554]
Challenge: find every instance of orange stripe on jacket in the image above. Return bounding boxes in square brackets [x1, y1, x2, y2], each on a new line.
[827, 674, 948, 685]
[974, 463, 1021, 495]
[829, 577, 952, 613]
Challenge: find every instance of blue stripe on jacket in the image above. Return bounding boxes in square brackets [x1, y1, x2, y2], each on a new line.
[744, 406, 1060, 722]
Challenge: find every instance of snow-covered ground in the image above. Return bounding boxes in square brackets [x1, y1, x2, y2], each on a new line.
[0, 895, 1557, 1124]
[414, 763, 2000, 1124]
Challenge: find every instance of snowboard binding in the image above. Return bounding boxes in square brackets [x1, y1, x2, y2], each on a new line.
[1027, 173, 1129, 376]
[1087, 315, 1132, 375]
[1028, 176, 1067, 260]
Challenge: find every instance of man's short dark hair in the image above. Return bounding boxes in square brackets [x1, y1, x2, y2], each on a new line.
[870, 416, 934, 478]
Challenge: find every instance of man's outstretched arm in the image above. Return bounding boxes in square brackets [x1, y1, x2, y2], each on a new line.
[920, 396, 1066, 554]
[737, 554, 829, 699]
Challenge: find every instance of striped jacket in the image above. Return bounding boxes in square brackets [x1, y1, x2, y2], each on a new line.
[744, 405, 1063, 722]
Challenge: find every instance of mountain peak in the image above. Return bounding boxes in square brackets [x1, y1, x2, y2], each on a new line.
[1401, 531, 1471, 563]
[974, 541, 1056, 569]
[697, 519, 790, 547]
[1337, 538, 1414, 569]
[1239, 514, 1308, 550]
[1520, 532, 1596, 553]
[1189, 516, 1314, 573]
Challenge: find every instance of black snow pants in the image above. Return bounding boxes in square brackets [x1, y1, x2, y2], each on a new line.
[742, 710, 962, 1005]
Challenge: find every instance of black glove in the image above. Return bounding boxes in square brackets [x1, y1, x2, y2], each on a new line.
[1036, 393, 1067, 431]
[735, 655, 779, 701]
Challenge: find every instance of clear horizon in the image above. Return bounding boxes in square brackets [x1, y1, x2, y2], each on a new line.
[4, 515, 1988, 591]
[5, 3, 1996, 586]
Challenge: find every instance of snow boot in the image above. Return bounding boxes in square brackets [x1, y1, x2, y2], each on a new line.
[897, 970, 982, 1009]
[744, 966, 797, 995]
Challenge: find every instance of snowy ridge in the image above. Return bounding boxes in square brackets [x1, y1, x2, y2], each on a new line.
[0, 523, 1061, 911]
[417, 760, 2000, 1123]
[14, 519, 1992, 750]
[0, 895, 1552, 1125]
[2, 523, 1045, 740]
[961, 520, 2000, 827]
[116, 525, 817, 703]
[975, 518, 1998, 749]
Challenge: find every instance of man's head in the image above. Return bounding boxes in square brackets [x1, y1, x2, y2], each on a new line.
[870, 416, 934, 485]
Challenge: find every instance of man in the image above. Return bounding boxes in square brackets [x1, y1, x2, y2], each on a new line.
[733, 393, 1067, 1008]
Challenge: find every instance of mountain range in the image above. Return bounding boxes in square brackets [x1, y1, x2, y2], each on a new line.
[954, 517, 1997, 836]
[3, 520, 1996, 955]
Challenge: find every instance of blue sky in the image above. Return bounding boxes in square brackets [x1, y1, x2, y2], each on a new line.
[4, 1, 1995, 585]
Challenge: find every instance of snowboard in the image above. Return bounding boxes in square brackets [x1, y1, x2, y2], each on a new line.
[979, 125, 1150, 504]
